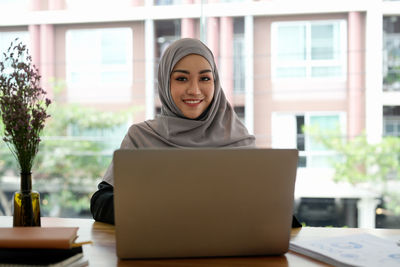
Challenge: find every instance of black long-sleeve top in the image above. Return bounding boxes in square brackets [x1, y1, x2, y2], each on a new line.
[90, 181, 115, 224]
[90, 181, 302, 228]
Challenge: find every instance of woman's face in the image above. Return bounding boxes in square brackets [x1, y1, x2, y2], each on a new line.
[170, 54, 215, 119]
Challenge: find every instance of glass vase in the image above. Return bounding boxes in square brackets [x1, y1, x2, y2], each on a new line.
[13, 172, 41, 227]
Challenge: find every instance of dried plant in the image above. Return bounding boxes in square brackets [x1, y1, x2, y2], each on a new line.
[0, 39, 51, 176]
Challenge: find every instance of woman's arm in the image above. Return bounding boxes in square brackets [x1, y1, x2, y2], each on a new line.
[90, 181, 115, 224]
[90, 130, 139, 224]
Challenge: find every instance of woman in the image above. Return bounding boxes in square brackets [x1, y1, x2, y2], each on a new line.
[90, 38, 300, 227]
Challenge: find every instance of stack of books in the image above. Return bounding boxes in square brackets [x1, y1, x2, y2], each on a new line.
[0, 227, 91, 266]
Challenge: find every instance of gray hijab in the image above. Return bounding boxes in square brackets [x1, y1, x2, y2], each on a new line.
[103, 38, 255, 185]
[142, 38, 255, 147]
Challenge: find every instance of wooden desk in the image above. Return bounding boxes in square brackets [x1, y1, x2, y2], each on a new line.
[1, 216, 399, 266]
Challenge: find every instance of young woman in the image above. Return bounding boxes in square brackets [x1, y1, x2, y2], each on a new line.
[90, 38, 300, 227]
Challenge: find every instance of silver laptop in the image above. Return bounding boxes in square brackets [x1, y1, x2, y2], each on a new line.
[113, 148, 298, 259]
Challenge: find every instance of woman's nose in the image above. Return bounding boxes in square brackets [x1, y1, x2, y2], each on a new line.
[187, 80, 201, 95]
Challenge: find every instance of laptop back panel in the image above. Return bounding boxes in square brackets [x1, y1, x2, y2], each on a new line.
[114, 148, 298, 259]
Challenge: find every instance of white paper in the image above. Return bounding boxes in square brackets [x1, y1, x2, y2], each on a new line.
[290, 233, 400, 267]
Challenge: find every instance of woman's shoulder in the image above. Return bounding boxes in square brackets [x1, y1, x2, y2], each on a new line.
[125, 120, 162, 144]
[127, 121, 152, 133]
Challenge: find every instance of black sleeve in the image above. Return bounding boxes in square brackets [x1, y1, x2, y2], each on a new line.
[292, 215, 302, 228]
[90, 181, 115, 225]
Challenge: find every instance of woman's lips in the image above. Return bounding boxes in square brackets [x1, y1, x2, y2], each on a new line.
[183, 99, 203, 106]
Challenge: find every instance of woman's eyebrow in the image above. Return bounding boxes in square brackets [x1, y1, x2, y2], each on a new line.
[172, 69, 189, 74]
[199, 69, 212, 74]
[171, 69, 212, 74]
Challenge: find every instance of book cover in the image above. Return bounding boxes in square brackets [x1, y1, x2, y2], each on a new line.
[0, 227, 88, 249]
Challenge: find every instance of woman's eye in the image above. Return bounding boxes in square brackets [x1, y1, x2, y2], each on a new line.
[201, 77, 211, 81]
[176, 77, 187, 81]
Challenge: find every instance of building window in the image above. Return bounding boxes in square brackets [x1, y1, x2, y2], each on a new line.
[272, 112, 345, 168]
[271, 20, 347, 80]
[155, 0, 181, 6]
[155, 20, 180, 61]
[383, 106, 400, 136]
[234, 106, 245, 123]
[233, 17, 245, 94]
[66, 27, 133, 103]
[383, 16, 400, 91]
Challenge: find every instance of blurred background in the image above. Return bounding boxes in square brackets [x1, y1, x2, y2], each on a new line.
[0, 0, 400, 228]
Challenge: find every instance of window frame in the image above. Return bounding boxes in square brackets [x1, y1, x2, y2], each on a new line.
[271, 19, 347, 81]
[271, 111, 346, 169]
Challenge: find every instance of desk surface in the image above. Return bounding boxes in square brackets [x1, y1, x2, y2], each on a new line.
[1, 216, 399, 266]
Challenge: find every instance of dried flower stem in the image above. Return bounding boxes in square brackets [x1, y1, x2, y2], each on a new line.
[0, 39, 51, 175]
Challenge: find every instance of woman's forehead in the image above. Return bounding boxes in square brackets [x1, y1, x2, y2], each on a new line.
[171, 53, 213, 72]
[172, 54, 211, 69]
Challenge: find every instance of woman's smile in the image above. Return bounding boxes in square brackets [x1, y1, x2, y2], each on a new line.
[183, 99, 203, 106]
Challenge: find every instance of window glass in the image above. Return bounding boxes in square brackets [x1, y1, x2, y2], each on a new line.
[383, 16, 400, 91]
[155, 0, 181, 5]
[101, 29, 128, 65]
[307, 115, 341, 168]
[234, 106, 245, 123]
[383, 106, 400, 136]
[296, 115, 306, 167]
[384, 117, 400, 136]
[233, 37, 245, 92]
[386, 123, 395, 134]
[272, 20, 346, 80]
[308, 115, 340, 151]
[66, 27, 132, 102]
[311, 24, 334, 60]
[277, 25, 306, 61]
[233, 17, 245, 93]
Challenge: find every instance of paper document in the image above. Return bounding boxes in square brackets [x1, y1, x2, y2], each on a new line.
[290, 233, 400, 267]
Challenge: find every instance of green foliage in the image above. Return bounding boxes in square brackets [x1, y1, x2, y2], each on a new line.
[384, 66, 400, 85]
[385, 191, 400, 215]
[34, 101, 136, 180]
[0, 94, 139, 216]
[40, 189, 92, 216]
[304, 125, 400, 215]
